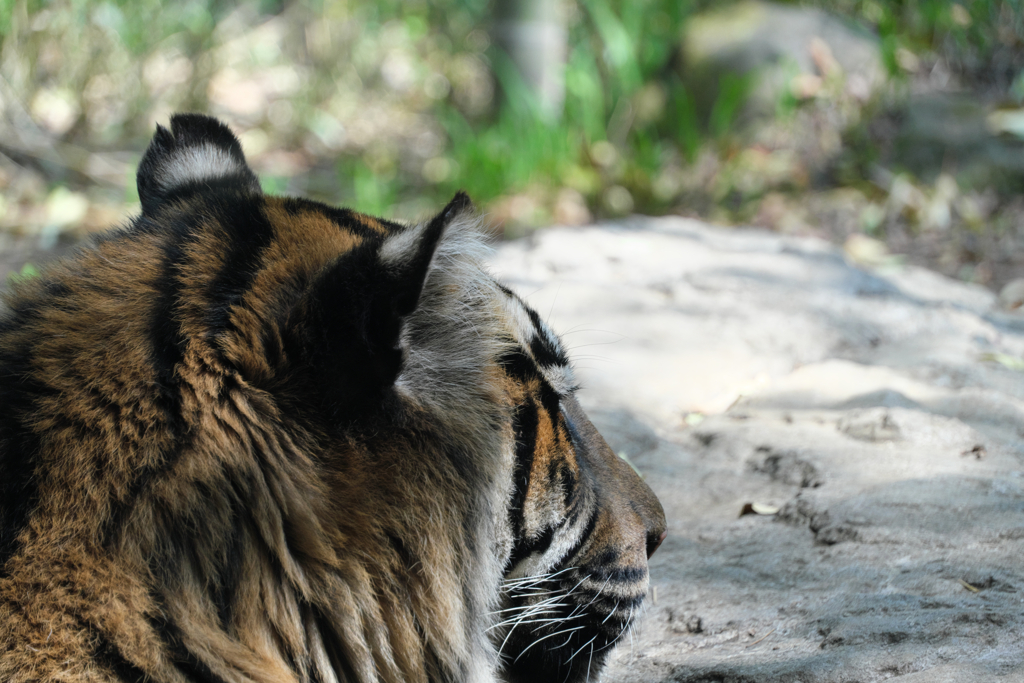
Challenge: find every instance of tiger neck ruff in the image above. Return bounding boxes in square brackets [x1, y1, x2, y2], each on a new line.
[0, 113, 666, 683]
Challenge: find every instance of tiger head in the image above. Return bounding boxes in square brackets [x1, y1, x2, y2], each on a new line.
[0, 114, 665, 683]
[489, 291, 667, 681]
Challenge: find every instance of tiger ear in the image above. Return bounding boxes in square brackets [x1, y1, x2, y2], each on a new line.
[136, 113, 261, 216]
[295, 192, 474, 415]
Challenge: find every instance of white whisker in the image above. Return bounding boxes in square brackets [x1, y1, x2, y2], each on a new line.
[601, 600, 620, 624]
[514, 625, 588, 663]
[566, 634, 598, 664]
[502, 566, 577, 587]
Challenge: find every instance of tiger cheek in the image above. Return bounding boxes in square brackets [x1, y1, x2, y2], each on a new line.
[521, 399, 559, 526]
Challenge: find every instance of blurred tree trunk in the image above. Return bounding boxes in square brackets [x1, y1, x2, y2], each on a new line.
[492, 0, 567, 121]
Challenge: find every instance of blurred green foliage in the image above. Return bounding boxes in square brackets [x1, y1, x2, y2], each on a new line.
[0, 0, 1021, 236]
[811, 0, 1023, 84]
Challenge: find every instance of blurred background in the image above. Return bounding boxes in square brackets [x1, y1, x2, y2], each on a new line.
[1, 0, 1023, 294]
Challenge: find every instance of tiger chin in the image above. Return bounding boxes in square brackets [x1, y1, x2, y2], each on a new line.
[0, 114, 666, 683]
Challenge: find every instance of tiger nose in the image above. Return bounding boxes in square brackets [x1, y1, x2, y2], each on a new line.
[646, 530, 667, 559]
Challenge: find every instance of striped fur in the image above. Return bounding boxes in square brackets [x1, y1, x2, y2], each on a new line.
[0, 114, 666, 683]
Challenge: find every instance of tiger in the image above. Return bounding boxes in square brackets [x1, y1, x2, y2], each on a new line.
[0, 113, 666, 683]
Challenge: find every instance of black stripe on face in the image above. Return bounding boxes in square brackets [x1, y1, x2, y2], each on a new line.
[585, 563, 648, 585]
[498, 349, 537, 384]
[561, 507, 599, 570]
[548, 456, 578, 512]
[537, 383, 562, 441]
[525, 308, 569, 368]
[498, 350, 562, 431]
[507, 524, 555, 570]
[507, 452, 574, 571]
[496, 286, 569, 369]
[567, 587, 643, 638]
[507, 398, 538, 541]
[501, 346, 575, 572]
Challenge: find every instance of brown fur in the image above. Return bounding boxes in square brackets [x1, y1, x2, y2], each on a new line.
[0, 114, 665, 683]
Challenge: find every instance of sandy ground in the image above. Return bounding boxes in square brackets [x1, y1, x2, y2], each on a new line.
[490, 217, 1024, 682]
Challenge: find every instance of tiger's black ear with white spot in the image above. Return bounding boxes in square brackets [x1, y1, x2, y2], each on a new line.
[137, 114, 261, 216]
[294, 192, 475, 415]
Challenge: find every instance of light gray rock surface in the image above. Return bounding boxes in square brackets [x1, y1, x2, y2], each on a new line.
[490, 217, 1024, 682]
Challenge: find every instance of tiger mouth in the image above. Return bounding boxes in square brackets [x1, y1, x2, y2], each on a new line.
[493, 565, 647, 683]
